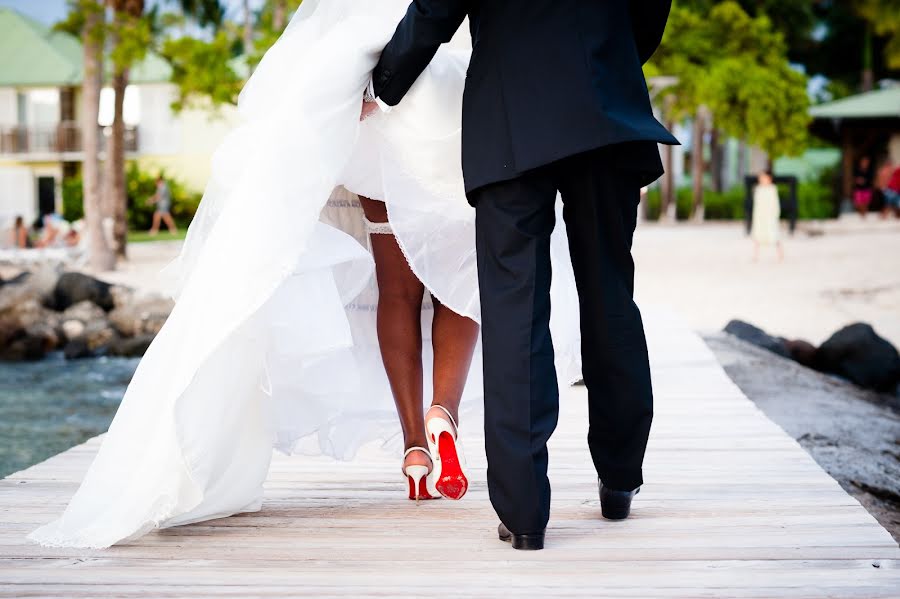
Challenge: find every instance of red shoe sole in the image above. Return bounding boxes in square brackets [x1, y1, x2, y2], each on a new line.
[435, 431, 468, 500]
[406, 474, 438, 501]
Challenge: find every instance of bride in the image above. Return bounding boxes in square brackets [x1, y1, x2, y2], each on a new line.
[29, 0, 581, 548]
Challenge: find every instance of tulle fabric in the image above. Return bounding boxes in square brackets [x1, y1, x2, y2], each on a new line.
[29, 0, 582, 548]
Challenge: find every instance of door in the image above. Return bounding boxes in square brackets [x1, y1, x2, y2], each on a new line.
[37, 176, 56, 221]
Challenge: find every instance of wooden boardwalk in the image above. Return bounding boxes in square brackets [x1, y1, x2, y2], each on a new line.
[1, 308, 897, 597]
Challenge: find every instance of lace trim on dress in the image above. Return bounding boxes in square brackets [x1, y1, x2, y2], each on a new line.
[363, 217, 393, 235]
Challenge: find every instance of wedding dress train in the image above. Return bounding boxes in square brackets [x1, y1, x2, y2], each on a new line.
[29, 0, 582, 548]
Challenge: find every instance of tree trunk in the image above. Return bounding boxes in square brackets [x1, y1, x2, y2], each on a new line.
[660, 95, 676, 222]
[273, 0, 287, 31]
[83, 4, 116, 272]
[691, 107, 706, 222]
[709, 127, 724, 193]
[737, 139, 747, 183]
[862, 24, 874, 92]
[243, 0, 254, 53]
[105, 67, 129, 258]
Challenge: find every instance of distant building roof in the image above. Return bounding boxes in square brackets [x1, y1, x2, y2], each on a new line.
[0, 8, 171, 88]
[809, 87, 900, 120]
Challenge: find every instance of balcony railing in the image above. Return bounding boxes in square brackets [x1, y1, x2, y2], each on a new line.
[0, 121, 139, 156]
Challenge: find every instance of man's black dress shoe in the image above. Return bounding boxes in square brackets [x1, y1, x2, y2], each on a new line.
[498, 523, 545, 550]
[599, 483, 640, 520]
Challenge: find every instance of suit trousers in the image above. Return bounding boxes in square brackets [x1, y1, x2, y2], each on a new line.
[470, 147, 654, 534]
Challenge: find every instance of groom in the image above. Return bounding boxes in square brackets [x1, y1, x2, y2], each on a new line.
[367, 0, 678, 550]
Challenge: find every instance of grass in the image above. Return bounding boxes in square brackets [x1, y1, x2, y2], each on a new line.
[127, 230, 188, 243]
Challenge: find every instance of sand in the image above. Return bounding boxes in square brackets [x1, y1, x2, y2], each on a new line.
[67, 214, 900, 350]
[633, 216, 900, 348]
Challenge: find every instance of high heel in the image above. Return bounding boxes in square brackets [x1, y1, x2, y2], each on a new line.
[402, 447, 438, 503]
[426, 405, 468, 500]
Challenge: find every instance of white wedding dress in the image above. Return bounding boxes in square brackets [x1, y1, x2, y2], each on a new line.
[29, 0, 582, 548]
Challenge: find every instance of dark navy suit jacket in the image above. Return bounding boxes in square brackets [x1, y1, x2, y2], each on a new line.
[373, 0, 679, 193]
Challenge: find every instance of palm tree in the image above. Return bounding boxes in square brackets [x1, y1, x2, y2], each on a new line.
[104, 0, 145, 258]
[175, 0, 225, 30]
[81, 1, 117, 271]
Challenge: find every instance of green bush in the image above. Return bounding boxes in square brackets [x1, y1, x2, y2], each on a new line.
[643, 187, 706, 221]
[797, 181, 835, 220]
[703, 186, 746, 220]
[60, 164, 201, 229]
[645, 180, 836, 222]
[61, 177, 84, 223]
[125, 164, 201, 230]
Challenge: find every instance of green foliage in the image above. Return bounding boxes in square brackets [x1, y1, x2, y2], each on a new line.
[161, 30, 244, 111]
[175, 0, 226, 31]
[61, 177, 85, 223]
[108, 5, 152, 75]
[855, 0, 900, 69]
[125, 163, 201, 229]
[60, 164, 201, 228]
[643, 180, 837, 222]
[651, 1, 811, 157]
[703, 186, 746, 220]
[247, 0, 304, 69]
[797, 181, 836, 220]
[56, 0, 105, 44]
[643, 188, 693, 221]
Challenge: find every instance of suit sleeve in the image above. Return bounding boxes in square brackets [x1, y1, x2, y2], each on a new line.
[372, 0, 468, 106]
[629, 0, 672, 64]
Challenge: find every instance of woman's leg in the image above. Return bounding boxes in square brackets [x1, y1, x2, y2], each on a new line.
[430, 296, 479, 425]
[359, 196, 430, 466]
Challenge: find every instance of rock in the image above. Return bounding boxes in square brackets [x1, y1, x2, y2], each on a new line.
[82, 320, 117, 352]
[723, 320, 790, 359]
[815, 323, 900, 392]
[0, 271, 29, 287]
[24, 322, 62, 353]
[62, 300, 107, 325]
[61, 319, 86, 340]
[785, 339, 818, 368]
[0, 299, 52, 348]
[109, 285, 136, 309]
[108, 295, 173, 337]
[108, 334, 154, 358]
[0, 267, 58, 313]
[0, 334, 46, 361]
[51, 272, 114, 312]
[63, 337, 93, 360]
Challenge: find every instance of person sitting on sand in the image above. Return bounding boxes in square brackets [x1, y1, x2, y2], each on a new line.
[11, 216, 31, 249]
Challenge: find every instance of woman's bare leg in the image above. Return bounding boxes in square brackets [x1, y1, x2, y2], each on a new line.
[429, 296, 479, 426]
[359, 196, 429, 468]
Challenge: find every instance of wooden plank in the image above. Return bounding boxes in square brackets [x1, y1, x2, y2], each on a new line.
[0, 308, 897, 597]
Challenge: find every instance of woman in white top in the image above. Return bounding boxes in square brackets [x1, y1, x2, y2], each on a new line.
[751, 171, 784, 262]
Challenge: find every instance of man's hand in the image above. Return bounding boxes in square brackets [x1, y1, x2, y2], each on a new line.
[360, 100, 379, 121]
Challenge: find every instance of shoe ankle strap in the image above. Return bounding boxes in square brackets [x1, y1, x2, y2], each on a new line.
[403, 446, 431, 460]
[428, 404, 458, 431]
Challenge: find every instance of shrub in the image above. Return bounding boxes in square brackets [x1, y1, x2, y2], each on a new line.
[703, 186, 746, 220]
[125, 164, 201, 230]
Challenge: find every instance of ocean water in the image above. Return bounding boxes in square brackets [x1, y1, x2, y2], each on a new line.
[0, 355, 138, 478]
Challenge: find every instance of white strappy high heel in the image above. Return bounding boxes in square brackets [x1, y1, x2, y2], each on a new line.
[402, 446, 439, 503]
[426, 405, 469, 500]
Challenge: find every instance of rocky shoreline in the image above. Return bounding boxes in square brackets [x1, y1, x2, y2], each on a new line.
[0, 268, 173, 362]
[706, 332, 900, 542]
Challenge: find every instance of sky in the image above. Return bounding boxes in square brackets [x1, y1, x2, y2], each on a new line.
[0, 0, 263, 26]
